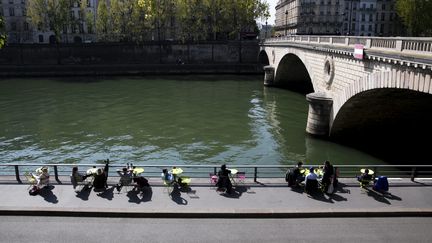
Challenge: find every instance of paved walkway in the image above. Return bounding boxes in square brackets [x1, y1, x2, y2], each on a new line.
[0, 177, 431, 218]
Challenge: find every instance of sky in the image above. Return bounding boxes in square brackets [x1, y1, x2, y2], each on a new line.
[266, 0, 277, 25]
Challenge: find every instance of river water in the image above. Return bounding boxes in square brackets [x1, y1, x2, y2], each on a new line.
[0, 75, 386, 166]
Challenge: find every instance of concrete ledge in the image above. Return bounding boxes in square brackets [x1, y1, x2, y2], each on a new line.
[1, 208, 432, 218]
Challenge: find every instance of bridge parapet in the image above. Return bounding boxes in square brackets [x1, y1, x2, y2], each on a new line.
[263, 36, 432, 68]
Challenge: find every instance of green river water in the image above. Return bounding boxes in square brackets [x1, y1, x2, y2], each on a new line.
[0, 75, 386, 166]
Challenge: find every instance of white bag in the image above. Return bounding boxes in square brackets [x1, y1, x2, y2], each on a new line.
[327, 182, 334, 194]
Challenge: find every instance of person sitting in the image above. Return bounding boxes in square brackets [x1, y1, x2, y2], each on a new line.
[133, 176, 150, 192]
[31, 166, 50, 189]
[357, 169, 373, 187]
[93, 160, 109, 191]
[304, 167, 319, 194]
[287, 161, 305, 187]
[116, 165, 134, 192]
[71, 166, 90, 190]
[216, 164, 233, 194]
[321, 160, 334, 193]
[161, 169, 174, 185]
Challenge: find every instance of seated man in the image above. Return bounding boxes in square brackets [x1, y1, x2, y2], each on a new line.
[161, 169, 174, 185]
[216, 164, 233, 194]
[304, 167, 319, 194]
[116, 166, 134, 192]
[357, 169, 373, 187]
[287, 162, 305, 187]
[93, 160, 109, 191]
[32, 166, 50, 189]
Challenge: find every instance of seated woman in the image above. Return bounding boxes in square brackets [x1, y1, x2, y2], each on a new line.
[32, 166, 50, 189]
[71, 166, 90, 190]
[216, 164, 233, 194]
[93, 161, 109, 191]
[161, 169, 174, 185]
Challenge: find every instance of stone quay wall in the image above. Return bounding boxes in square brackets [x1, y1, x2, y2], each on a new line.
[0, 41, 262, 77]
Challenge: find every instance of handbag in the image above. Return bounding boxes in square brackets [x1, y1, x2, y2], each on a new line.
[327, 182, 334, 194]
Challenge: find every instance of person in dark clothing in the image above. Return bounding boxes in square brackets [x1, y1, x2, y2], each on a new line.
[216, 164, 233, 194]
[133, 176, 150, 191]
[93, 160, 109, 191]
[321, 160, 334, 193]
[288, 161, 305, 187]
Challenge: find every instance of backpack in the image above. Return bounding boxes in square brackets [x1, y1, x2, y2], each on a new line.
[373, 176, 389, 192]
[29, 186, 39, 196]
[285, 169, 291, 182]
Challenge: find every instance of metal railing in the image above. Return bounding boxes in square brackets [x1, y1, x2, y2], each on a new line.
[1, 164, 432, 184]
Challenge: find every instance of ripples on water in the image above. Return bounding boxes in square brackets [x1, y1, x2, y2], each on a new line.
[0, 76, 386, 166]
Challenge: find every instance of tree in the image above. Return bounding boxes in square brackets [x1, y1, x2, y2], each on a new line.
[0, 15, 6, 48]
[26, 0, 71, 43]
[96, 0, 110, 41]
[396, 0, 432, 36]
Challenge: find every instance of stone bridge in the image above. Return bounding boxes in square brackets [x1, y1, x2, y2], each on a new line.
[259, 36, 432, 162]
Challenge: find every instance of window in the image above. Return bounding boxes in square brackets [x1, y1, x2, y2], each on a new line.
[78, 10, 82, 19]
[24, 22, 29, 31]
[390, 13, 393, 21]
[382, 4, 386, 10]
[79, 23, 84, 33]
[9, 7, 14, 16]
[38, 35, 44, 43]
[381, 13, 385, 21]
[361, 25, 364, 31]
[351, 23, 355, 30]
[70, 10, 74, 19]
[9, 0, 14, 4]
[369, 14, 373, 22]
[71, 24, 76, 33]
[22, 7, 26, 16]
[11, 22, 16, 31]
[381, 24, 384, 32]
[368, 25, 372, 31]
[361, 14, 365, 21]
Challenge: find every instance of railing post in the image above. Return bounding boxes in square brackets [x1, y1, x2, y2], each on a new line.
[396, 39, 403, 52]
[214, 167, 217, 175]
[254, 167, 257, 182]
[374, 166, 378, 179]
[15, 165, 21, 183]
[411, 167, 417, 181]
[54, 165, 61, 183]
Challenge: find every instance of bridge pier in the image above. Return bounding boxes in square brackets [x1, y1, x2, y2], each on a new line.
[263, 66, 275, 86]
[306, 92, 333, 137]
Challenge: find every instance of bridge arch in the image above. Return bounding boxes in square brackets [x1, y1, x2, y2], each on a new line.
[258, 50, 270, 67]
[330, 70, 432, 163]
[274, 53, 314, 94]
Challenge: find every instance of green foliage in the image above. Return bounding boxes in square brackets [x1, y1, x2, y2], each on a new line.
[396, 0, 432, 36]
[27, 0, 71, 43]
[0, 16, 6, 48]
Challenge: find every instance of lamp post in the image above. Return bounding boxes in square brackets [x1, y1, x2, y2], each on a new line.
[265, 19, 268, 39]
[285, 10, 288, 36]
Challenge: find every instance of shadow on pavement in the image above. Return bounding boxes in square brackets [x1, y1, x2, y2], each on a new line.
[39, 185, 58, 204]
[365, 188, 391, 204]
[96, 186, 114, 201]
[307, 191, 334, 203]
[221, 185, 248, 199]
[126, 187, 153, 204]
[75, 186, 92, 201]
[328, 193, 347, 202]
[171, 184, 188, 205]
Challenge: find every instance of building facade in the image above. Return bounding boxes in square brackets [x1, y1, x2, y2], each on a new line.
[275, 0, 405, 36]
[1, 0, 98, 44]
